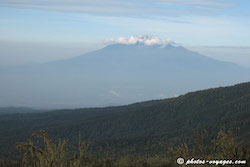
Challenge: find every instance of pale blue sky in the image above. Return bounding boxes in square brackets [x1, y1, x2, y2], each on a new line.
[0, 0, 250, 66]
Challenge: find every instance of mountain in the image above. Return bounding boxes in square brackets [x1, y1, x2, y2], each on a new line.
[0, 43, 249, 108]
[0, 82, 250, 157]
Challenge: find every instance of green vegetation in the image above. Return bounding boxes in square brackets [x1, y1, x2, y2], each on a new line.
[0, 82, 250, 166]
[0, 129, 249, 166]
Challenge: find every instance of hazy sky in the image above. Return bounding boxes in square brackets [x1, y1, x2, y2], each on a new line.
[0, 0, 250, 67]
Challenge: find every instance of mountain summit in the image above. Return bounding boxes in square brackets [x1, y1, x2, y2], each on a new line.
[105, 35, 178, 47]
[0, 37, 249, 108]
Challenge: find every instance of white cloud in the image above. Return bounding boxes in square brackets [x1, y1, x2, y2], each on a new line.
[0, 0, 235, 18]
[158, 93, 167, 99]
[109, 90, 120, 97]
[105, 35, 178, 46]
[174, 94, 179, 97]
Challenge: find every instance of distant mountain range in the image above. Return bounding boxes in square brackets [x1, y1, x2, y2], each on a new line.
[0, 82, 249, 157]
[0, 107, 43, 115]
[0, 43, 249, 108]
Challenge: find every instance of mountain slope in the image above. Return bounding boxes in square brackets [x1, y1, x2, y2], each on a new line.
[0, 82, 250, 157]
[0, 43, 249, 108]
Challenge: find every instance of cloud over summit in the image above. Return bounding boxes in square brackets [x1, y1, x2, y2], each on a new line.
[105, 35, 177, 46]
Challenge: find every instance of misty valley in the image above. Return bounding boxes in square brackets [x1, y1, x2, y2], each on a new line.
[0, 81, 250, 166]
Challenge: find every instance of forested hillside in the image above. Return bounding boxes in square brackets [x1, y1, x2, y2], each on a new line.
[0, 82, 250, 159]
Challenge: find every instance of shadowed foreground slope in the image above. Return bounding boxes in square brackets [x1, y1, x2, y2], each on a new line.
[0, 82, 250, 159]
